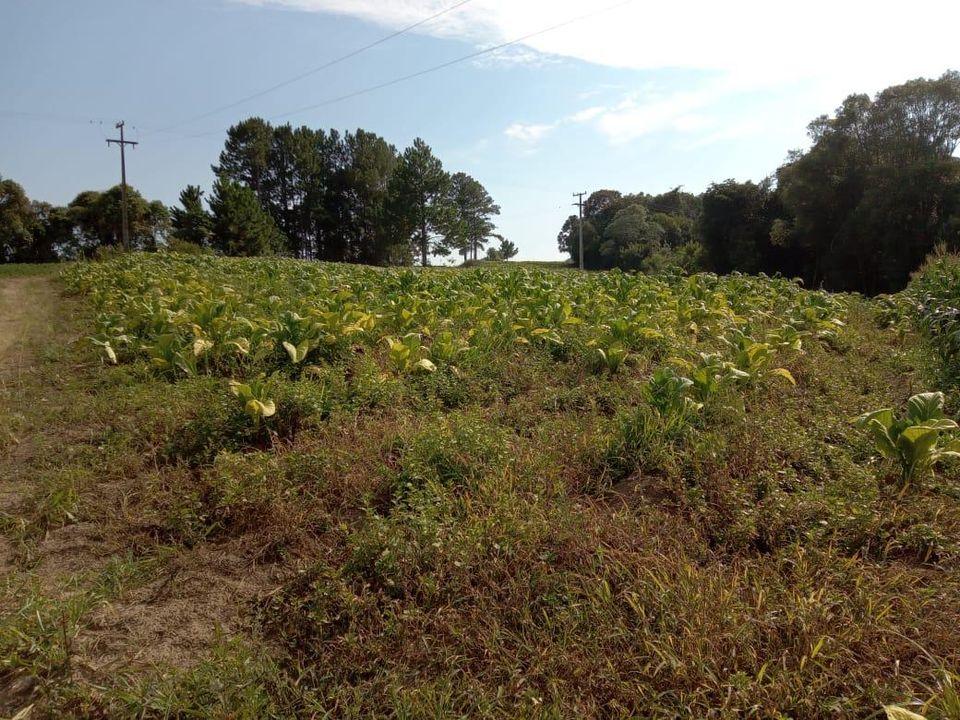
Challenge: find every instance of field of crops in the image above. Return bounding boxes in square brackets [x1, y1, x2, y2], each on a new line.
[65, 254, 846, 418]
[3, 254, 959, 719]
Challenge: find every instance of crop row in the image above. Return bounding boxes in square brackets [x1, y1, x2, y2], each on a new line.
[66, 254, 845, 380]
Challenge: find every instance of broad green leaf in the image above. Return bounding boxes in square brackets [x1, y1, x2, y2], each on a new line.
[906, 392, 945, 422]
[229, 380, 251, 399]
[866, 419, 898, 460]
[855, 408, 893, 430]
[917, 418, 958, 431]
[897, 425, 939, 466]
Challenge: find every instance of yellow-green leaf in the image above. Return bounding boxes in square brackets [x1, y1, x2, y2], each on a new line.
[883, 706, 927, 720]
[771, 367, 796, 385]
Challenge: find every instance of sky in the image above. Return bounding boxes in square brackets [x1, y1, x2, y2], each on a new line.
[2, 0, 959, 261]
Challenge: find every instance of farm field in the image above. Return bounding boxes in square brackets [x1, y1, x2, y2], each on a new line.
[2, 254, 960, 718]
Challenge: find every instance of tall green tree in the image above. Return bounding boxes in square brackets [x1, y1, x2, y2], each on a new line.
[445, 172, 500, 261]
[388, 138, 451, 266]
[212, 117, 273, 199]
[776, 70, 960, 292]
[557, 215, 600, 266]
[288, 126, 334, 259]
[600, 204, 666, 271]
[338, 129, 399, 264]
[170, 185, 213, 247]
[0, 176, 38, 263]
[208, 178, 284, 257]
[28, 201, 71, 262]
[557, 188, 700, 270]
[484, 236, 518, 261]
[699, 179, 778, 275]
[66, 186, 169, 256]
[212, 119, 499, 267]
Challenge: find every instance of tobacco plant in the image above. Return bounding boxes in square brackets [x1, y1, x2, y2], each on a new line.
[855, 391, 960, 487]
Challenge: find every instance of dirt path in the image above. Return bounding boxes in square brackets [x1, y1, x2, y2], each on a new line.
[0, 274, 59, 383]
[0, 272, 59, 573]
[0, 271, 273, 706]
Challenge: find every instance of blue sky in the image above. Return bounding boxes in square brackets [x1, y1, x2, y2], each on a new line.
[2, 0, 958, 260]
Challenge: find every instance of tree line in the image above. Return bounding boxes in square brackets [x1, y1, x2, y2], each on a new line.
[558, 71, 960, 293]
[0, 181, 170, 263]
[1, 122, 515, 266]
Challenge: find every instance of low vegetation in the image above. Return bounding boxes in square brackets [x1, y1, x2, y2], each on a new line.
[1, 253, 959, 718]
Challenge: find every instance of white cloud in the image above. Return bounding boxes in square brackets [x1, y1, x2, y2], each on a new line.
[504, 122, 555, 143]
[237, 0, 960, 146]
[681, 117, 769, 151]
[234, 0, 958, 84]
[504, 105, 612, 146]
[590, 80, 738, 143]
[567, 106, 606, 123]
[471, 45, 561, 69]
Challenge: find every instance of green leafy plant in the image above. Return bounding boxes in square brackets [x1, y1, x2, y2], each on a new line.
[724, 330, 796, 386]
[672, 352, 748, 402]
[429, 330, 469, 364]
[146, 333, 203, 376]
[89, 336, 119, 364]
[644, 367, 703, 418]
[229, 377, 277, 428]
[385, 334, 436, 375]
[588, 335, 629, 373]
[855, 391, 960, 487]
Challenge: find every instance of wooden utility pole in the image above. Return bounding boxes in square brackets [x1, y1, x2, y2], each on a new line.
[106, 121, 138, 250]
[572, 191, 586, 270]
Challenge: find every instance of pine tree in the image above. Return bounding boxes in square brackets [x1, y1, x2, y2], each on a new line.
[208, 178, 284, 257]
[445, 172, 500, 261]
[387, 138, 450, 266]
[170, 185, 213, 247]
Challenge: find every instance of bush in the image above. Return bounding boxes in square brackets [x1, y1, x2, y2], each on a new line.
[164, 238, 213, 256]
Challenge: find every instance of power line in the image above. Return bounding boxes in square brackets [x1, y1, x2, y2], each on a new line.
[0, 110, 116, 127]
[267, 0, 635, 124]
[147, 0, 475, 136]
[170, 0, 635, 140]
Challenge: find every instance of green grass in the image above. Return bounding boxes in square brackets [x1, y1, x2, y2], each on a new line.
[1, 253, 958, 718]
[0, 262, 63, 278]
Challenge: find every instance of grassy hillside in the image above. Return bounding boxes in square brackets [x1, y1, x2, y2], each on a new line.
[1, 254, 958, 718]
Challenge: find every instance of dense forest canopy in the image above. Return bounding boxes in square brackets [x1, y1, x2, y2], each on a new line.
[558, 70, 960, 293]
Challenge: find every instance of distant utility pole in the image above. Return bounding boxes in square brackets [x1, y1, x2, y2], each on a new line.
[106, 121, 138, 250]
[572, 191, 587, 270]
